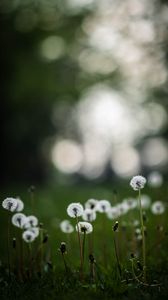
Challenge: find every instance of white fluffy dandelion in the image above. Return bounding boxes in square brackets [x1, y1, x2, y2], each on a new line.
[76, 221, 93, 234]
[148, 171, 163, 188]
[82, 208, 96, 222]
[117, 202, 129, 216]
[130, 175, 146, 191]
[28, 227, 40, 238]
[22, 230, 36, 243]
[151, 201, 165, 215]
[106, 207, 119, 220]
[23, 215, 38, 229]
[123, 198, 137, 210]
[67, 203, 84, 218]
[15, 197, 24, 212]
[140, 195, 151, 209]
[12, 213, 27, 228]
[85, 199, 98, 210]
[60, 220, 74, 233]
[2, 197, 18, 212]
[96, 200, 111, 213]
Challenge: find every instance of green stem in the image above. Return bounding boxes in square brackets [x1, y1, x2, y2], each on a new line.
[40, 228, 43, 275]
[82, 231, 86, 265]
[76, 216, 83, 280]
[113, 233, 122, 278]
[28, 243, 32, 278]
[62, 253, 68, 272]
[7, 212, 11, 280]
[138, 189, 146, 282]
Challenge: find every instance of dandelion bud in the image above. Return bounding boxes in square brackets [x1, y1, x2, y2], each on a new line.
[39, 222, 43, 229]
[137, 261, 143, 271]
[143, 212, 147, 222]
[13, 238, 16, 249]
[60, 242, 66, 254]
[113, 221, 119, 232]
[28, 185, 36, 193]
[43, 234, 49, 244]
[89, 254, 95, 264]
[47, 261, 53, 269]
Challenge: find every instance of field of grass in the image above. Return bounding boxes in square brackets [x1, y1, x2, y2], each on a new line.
[0, 182, 168, 299]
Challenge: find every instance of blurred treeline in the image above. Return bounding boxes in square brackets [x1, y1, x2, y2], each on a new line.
[0, 0, 168, 186]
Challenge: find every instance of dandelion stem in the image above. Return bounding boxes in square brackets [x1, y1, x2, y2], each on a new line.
[113, 233, 122, 278]
[40, 228, 43, 276]
[7, 212, 11, 280]
[62, 253, 68, 272]
[76, 216, 83, 280]
[138, 189, 146, 282]
[102, 213, 107, 267]
[82, 230, 86, 266]
[28, 243, 32, 278]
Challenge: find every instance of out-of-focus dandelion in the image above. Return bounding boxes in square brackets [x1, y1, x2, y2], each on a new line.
[2, 197, 18, 212]
[28, 227, 40, 238]
[22, 230, 36, 243]
[151, 201, 165, 215]
[130, 175, 147, 282]
[82, 208, 96, 222]
[148, 171, 163, 188]
[107, 207, 119, 220]
[67, 203, 84, 218]
[85, 199, 98, 210]
[140, 195, 151, 209]
[12, 213, 27, 228]
[60, 220, 74, 233]
[23, 215, 38, 229]
[123, 198, 137, 210]
[96, 200, 111, 213]
[15, 197, 24, 212]
[117, 202, 129, 216]
[130, 175, 146, 191]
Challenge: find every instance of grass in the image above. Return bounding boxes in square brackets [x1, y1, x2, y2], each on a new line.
[0, 182, 168, 299]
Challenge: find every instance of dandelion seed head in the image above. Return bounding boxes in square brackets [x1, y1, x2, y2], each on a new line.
[85, 199, 98, 210]
[117, 202, 129, 216]
[82, 208, 96, 222]
[15, 197, 24, 212]
[130, 175, 146, 191]
[23, 215, 38, 228]
[67, 203, 84, 218]
[96, 200, 111, 213]
[76, 221, 93, 234]
[123, 198, 137, 209]
[2, 197, 18, 212]
[12, 213, 27, 228]
[28, 227, 40, 238]
[60, 220, 74, 233]
[140, 194, 151, 209]
[151, 201, 165, 215]
[22, 230, 36, 243]
[106, 207, 119, 220]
